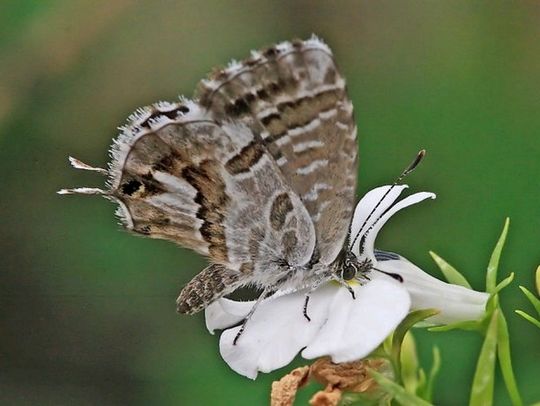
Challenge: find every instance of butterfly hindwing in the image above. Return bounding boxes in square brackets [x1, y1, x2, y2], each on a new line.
[196, 37, 358, 264]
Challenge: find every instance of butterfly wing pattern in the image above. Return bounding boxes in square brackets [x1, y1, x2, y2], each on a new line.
[197, 37, 357, 265]
[61, 37, 357, 314]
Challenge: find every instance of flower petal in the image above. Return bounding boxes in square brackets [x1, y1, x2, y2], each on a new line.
[206, 289, 297, 333]
[205, 298, 254, 334]
[377, 258, 489, 324]
[350, 185, 409, 254]
[302, 278, 411, 363]
[218, 284, 336, 379]
[362, 192, 436, 261]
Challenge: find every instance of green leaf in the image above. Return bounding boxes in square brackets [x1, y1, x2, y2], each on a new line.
[519, 285, 540, 316]
[424, 346, 441, 402]
[486, 273, 515, 314]
[392, 309, 439, 379]
[515, 310, 540, 328]
[496, 311, 523, 406]
[536, 266, 540, 296]
[486, 218, 510, 294]
[369, 369, 433, 406]
[469, 309, 498, 406]
[400, 332, 419, 394]
[417, 368, 427, 392]
[340, 392, 391, 406]
[429, 251, 472, 288]
[493, 273, 515, 295]
[382, 334, 393, 357]
[428, 320, 481, 333]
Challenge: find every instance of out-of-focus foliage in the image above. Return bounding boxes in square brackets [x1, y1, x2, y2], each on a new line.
[516, 266, 540, 329]
[1, 1, 539, 404]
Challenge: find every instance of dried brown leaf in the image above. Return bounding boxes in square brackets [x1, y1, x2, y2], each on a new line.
[309, 385, 342, 406]
[271, 357, 387, 405]
[270, 365, 310, 406]
[310, 357, 384, 393]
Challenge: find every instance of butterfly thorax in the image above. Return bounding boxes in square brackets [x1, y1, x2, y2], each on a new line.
[279, 249, 372, 292]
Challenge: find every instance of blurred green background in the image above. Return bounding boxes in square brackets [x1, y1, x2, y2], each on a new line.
[1, 1, 539, 404]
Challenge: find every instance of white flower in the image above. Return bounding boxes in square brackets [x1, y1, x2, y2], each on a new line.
[377, 256, 489, 325]
[205, 185, 489, 379]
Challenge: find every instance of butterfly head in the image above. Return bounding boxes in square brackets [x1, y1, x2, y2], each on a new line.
[340, 251, 372, 281]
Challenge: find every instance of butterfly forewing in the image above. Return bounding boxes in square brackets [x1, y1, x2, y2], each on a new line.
[107, 100, 316, 282]
[196, 37, 358, 264]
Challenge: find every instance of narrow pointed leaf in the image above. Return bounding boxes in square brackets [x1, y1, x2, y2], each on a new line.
[493, 273, 515, 295]
[417, 368, 427, 392]
[469, 309, 498, 406]
[486, 218, 509, 294]
[519, 286, 540, 316]
[369, 369, 432, 406]
[485, 273, 515, 316]
[424, 346, 441, 402]
[429, 251, 472, 288]
[536, 266, 540, 296]
[400, 332, 419, 394]
[515, 310, 540, 328]
[341, 392, 392, 406]
[428, 320, 481, 332]
[383, 334, 393, 356]
[496, 311, 523, 406]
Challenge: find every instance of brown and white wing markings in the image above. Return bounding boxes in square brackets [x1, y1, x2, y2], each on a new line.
[107, 99, 316, 282]
[196, 36, 358, 264]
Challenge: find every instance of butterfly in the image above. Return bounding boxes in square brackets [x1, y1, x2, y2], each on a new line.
[60, 36, 418, 342]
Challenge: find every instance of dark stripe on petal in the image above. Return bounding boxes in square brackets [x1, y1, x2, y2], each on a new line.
[374, 249, 401, 262]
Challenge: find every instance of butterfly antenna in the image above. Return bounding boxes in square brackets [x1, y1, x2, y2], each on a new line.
[350, 149, 426, 251]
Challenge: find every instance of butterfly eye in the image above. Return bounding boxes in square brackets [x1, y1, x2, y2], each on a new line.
[342, 262, 357, 280]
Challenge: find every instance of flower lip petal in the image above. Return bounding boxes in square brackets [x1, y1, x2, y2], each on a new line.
[350, 185, 409, 253]
[205, 298, 254, 334]
[217, 284, 337, 379]
[205, 289, 297, 333]
[302, 278, 410, 363]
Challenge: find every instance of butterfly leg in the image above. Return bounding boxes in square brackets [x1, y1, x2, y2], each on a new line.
[233, 286, 273, 345]
[303, 295, 312, 321]
[303, 276, 336, 321]
[302, 277, 329, 321]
